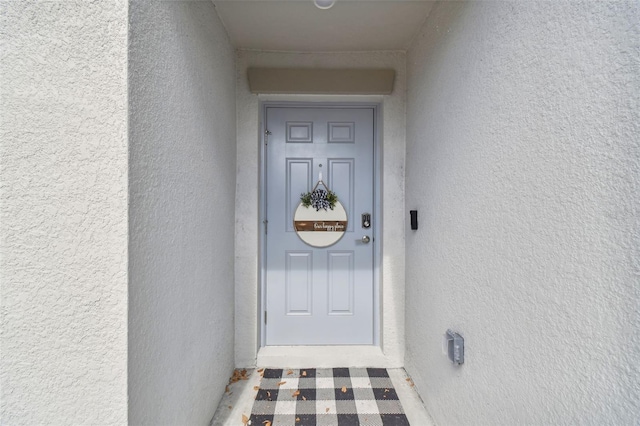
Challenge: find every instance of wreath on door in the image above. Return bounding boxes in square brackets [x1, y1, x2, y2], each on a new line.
[300, 184, 338, 211]
[294, 177, 347, 248]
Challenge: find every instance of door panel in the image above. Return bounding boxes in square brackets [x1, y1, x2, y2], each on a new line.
[327, 251, 354, 315]
[286, 159, 313, 232]
[328, 159, 355, 232]
[265, 106, 375, 345]
[285, 251, 312, 314]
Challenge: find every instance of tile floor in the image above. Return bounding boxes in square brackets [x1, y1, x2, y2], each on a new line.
[210, 368, 434, 426]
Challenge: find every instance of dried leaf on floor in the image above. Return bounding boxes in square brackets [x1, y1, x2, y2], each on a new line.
[228, 406, 233, 409]
[225, 386, 230, 393]
[253, 386, 260, 391]
[229, 369, 250, 386]
[241, 414, 249, 425]
[292, 390, 300, 397]
[276, 381, 286, 386]
[341, 386, 347, 393]
[301, 371, 307, 377]
[262, 421, 271, 426]
[267, 391, 271, 398]
[325, 408, 330, 413]
[287, 369, 294, 375]
[384, 388, 389, 392]
[296, 418, 301, 422]
[257, 368, 264, 373]
[406, 377, 415, 387]
[302, 396, 307, 401]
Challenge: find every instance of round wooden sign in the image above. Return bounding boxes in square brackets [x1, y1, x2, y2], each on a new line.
[293, 201, 348, 248]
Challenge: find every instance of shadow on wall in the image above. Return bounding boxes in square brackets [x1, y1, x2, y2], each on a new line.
[404, 1, 640, 424]
[128, 1, 237, 424]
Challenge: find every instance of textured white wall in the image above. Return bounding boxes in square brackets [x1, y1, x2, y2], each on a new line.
[235, 51, 406, 367]
[1, 1, 128, 424]
[405, 1, 640, 424]
[128, 1, 236, 424]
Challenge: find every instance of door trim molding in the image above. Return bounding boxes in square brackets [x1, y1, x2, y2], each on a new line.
[258, 101, 382, 348]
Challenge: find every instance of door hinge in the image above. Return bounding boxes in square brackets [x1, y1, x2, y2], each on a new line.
[264, 129, 272, 145]
[263, 219, 268, 234]
[264, 311, 267, 324]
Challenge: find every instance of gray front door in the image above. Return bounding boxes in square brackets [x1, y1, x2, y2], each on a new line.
[264, 106, 376, 345]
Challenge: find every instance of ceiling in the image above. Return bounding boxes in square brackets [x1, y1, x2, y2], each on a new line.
[212, 0, 435, 52]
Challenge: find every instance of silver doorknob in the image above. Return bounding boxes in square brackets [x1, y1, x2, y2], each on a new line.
[362, 235, 371, 243]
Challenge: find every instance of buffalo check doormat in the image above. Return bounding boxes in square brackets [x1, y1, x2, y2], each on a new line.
[249, 368, 410, 426]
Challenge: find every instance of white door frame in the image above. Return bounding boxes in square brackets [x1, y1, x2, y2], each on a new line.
[258, 101, 382, 348]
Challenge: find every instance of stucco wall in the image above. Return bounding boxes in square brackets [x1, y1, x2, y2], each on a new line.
[405, 1, 640, 424]
[128, 1, 236, 424]
[1, 1, 129, 424]
[235, 51, 406, 367]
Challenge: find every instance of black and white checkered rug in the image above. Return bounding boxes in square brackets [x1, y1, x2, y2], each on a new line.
[249, 368, 410, 426]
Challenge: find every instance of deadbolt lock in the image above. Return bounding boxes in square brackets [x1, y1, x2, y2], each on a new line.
[362, 213, 371, 229]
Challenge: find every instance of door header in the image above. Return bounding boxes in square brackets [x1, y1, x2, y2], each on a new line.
[248, 68, 395, 95]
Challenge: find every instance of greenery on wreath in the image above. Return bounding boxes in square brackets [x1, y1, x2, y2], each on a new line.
[300, 188, 338, 211]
